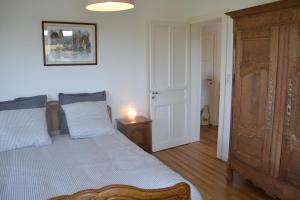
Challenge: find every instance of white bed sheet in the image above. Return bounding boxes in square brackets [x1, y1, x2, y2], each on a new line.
[0, 131, 202, 200]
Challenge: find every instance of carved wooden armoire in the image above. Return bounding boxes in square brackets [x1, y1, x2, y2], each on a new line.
[226, 1, 300, 199]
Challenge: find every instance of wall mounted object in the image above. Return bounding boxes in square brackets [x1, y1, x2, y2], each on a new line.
[42, 21, 97, 66]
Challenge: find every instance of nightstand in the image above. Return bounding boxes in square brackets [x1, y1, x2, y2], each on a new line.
[116, 116, 152, 153]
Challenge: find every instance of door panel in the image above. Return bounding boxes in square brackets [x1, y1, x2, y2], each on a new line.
[280, 24, 300, 187]
[150, 22, 190, 152]
[153, 105, 171, 143]
[232, 27, 279, 171]
[152, 24, 171, 90]
[173, 102, 188, 141]
[173, 25, 188, 88]
[240, 71, 268, 127]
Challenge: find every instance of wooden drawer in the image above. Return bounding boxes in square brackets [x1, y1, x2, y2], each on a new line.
[116, 117, 152, 153]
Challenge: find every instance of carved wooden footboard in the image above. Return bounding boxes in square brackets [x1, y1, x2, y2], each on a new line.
[50, 182, 190, 200]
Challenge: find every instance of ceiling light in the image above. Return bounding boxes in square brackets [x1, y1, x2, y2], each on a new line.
[86, 0, 135, 12]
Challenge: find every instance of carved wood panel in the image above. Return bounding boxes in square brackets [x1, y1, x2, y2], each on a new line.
[280, 24, 300, 188]
[233, 7, 300, 31]
[50, 183, 190, 200]
[227, 2, 300, 199]
[232, 27, 279, 172]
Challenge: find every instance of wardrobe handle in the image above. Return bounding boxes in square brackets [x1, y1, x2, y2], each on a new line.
[267, 78, 274, 124]
[286, 79, 293, 125]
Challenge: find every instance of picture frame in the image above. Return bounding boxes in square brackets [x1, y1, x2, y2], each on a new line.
[42, 21, 97, 66]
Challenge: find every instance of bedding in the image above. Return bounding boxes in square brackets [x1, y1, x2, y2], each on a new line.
[0, 107, 52, 152]
[59, 91, 106, 105]
[0, 95, 47, 111]
[0, 95, 51, 152]
[59, 91, 106, 134]
[62, 101, 114, 138]
[0, 131, 202, 200]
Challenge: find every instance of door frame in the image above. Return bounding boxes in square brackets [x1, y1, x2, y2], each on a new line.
[147, 12, 233, 160]
[189, 11, 234, 161]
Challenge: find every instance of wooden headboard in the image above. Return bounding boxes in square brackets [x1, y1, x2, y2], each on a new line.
[46, 101, 112, 133]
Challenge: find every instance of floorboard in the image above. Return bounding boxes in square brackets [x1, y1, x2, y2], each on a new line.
[154, 126, 274, 200]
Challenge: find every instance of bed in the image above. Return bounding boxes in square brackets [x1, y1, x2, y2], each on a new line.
[0, 101, 202, 200]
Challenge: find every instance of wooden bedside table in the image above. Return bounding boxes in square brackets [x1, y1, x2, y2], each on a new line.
[116, 116, 152, 153]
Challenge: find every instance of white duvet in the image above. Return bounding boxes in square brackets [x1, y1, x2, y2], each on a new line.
[0, 131, 202, 200]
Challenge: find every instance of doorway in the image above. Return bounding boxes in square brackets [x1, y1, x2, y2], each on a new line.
[200, 20, 221, 153]
[148, 15, 234, 160]
[190, 14, 234, 161]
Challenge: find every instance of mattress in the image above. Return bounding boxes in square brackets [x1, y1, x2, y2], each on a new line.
[0, 131, 202, 200]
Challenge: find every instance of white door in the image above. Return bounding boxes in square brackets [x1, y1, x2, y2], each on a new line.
[201, 24, 221, 126]
[201, 32, 215, 124]
[149, 22, 190, 152]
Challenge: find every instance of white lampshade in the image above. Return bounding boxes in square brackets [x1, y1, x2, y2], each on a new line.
[86, 0, 135, 12]
[127, 107, 137, 121]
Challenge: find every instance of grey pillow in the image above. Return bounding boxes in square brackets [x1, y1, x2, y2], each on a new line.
[0, 95, 47, 111]
[58, 91, 106, 134]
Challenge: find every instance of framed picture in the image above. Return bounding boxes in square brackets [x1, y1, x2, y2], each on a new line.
[42, 21, 97, 66]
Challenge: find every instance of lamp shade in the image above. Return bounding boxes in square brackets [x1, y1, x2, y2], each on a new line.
[86, 0, 135, 12]
[127, 107, 137, 121]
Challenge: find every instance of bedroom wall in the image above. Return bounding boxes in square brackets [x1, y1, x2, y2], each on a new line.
[0, 0, 277, 120]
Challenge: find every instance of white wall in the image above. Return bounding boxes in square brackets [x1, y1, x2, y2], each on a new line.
[0, 0, 186, 120]
[0, 0, 277, 120]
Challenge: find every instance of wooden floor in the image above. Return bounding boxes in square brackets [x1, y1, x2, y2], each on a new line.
[154, 126, 274, 200]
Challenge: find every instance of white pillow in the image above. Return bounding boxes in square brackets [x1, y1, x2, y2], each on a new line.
[62, 101, 115, 139]
[0, 107, 52, 152]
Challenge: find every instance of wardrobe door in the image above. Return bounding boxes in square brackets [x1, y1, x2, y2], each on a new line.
[280, 24, 300, 188]
[231, 26, 279, 172]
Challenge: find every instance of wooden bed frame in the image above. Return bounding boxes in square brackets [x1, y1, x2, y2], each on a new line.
[50, 183, 190, 200]
[46, 101, 191, 200]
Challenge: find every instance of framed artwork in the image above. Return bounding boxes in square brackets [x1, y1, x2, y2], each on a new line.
[42, 21, 97, 66]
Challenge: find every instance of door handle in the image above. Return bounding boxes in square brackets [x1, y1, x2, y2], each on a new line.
[151, 91, 160, 100]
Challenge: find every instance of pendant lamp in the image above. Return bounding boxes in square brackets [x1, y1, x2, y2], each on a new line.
[85, 0, 135, 12]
